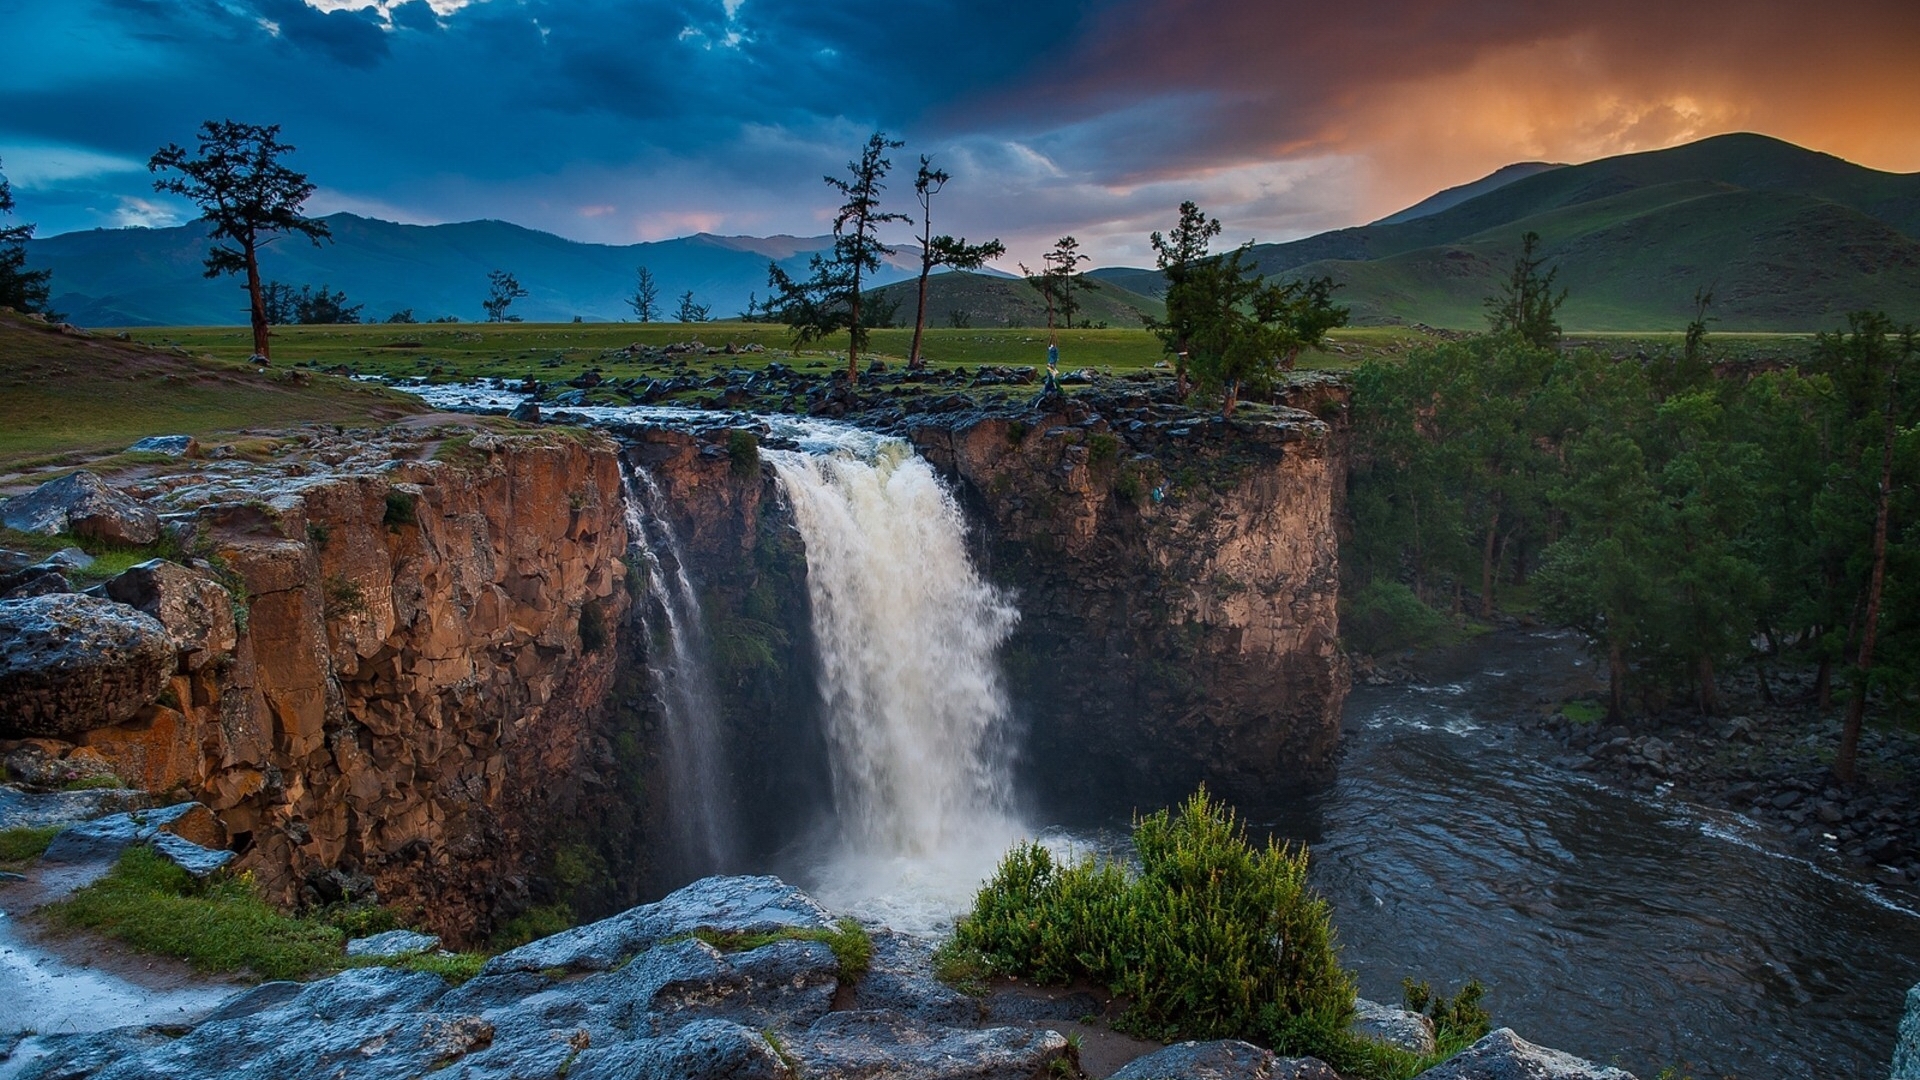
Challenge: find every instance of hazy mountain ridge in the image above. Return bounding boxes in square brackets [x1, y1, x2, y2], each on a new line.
[24, 133, 1920, 331]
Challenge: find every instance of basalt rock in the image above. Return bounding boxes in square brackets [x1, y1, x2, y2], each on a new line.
[0, 470, 159, 546]
[1, 877, 1072, 1080]
[0, 593, 174, 736]
[1893, 982, 1920, 1080]
[905, 383, 1349, 804]
[8, 428, 634, 942]
[1410, 1028, 1638, 1080]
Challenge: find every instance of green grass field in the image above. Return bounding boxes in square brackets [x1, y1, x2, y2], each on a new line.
[112, 321, 1467, 385]
[0, 313, 424, 474]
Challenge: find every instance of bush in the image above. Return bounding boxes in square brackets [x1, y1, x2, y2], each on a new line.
[949, 788, 1355, 1042]
[727, 429, 760, 479]
[1343, 580, 1450, 655]
[383, 489, 418, 528]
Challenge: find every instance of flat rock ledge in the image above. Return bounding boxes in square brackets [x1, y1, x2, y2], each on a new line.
[0, 875, 1640, 1080]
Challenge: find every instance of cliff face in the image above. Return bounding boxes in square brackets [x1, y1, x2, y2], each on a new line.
[907, 390, 1349, 808]
[71, 427, 632, 940]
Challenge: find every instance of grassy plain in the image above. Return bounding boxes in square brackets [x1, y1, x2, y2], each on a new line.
[0, 313, 423, 473]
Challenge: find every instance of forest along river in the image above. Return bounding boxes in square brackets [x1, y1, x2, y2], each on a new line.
[1230, 630, 1919, 1079]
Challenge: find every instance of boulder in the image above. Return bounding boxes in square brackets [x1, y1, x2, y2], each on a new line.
[42, 801, 227, 865]
[1411, 1028, 1638, 1080]
[1110, 1040, 1283, 1080]
[0, 471, 159, 546]
[483, 874, 836, 975]
[2, 740, 120, 789]
[100, 558, 238, 670]
[786, 1008, 1071, 1080]
[1352, 996, 1437, 1055]
[850, 930, 981, 1026]
[0, 593, 174, 736]
[566, 1019, 789, 1080]
[0, 566, 73, 600]
[127, 435, 199, 457]
[346, 929, 443, 959]
[1893, 982, 1920, 1080]
[150, 829, 237, 878]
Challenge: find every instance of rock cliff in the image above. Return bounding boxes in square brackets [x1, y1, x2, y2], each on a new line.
[2, 424, 633, 941]
[905, 385, 1349, 807]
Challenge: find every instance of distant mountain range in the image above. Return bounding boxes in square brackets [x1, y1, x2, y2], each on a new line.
[25, 216, 921, 326]
[24, 133, 1920, 331]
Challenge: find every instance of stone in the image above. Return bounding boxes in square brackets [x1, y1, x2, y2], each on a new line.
[127, 435, 199, 456]
[509, 399, 540, 423]
[1352, 996, 1438, 1055]
[1893, 982, 1920, 1080]
[0, 470, 159, 546]
[484, 874, 836, 975]
[566, 1019, 788, 1080]
[1410, 1028, 1639, 1080]
[850, 930, 981, 1026]
[0, 593, 174, 737]
[1109, 1039, 1283, 1079]
[150, 829, 237, 878]
[787, 1008, 1071, 1080]
[346, 929, 444, 958]
[42, 801, 227, 865]
[100, 558, 238, 670]
[2, 741, 120, 789]
[0, 565, 72, 600]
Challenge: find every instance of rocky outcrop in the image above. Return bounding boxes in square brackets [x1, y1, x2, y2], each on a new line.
[2, 875, 1073, 1080]
[1351, 997, 1437, 1055]
[1894, 983, 1920, 1080]
[1, 428, 634, 941]
[1, 470, 159, 546]
[1413, 1028, 1638, 1080]
[906, 386, 1349, 803]
[1110, 1039, 1339, 1079]
[0, 593, 174, 735]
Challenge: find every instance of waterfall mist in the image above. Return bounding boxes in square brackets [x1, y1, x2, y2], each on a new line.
[765, 433, 1028, 930]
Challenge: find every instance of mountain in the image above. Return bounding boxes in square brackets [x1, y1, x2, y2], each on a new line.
[26, 214, 917, 326]
[1243, 133, 1920, 330]
[864, 270, 1166, 330]
[1370, 161, 1564, 225]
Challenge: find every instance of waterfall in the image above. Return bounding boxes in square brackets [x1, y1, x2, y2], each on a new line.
[764, 429, 1026, 928]
[619, 459, 735, 871]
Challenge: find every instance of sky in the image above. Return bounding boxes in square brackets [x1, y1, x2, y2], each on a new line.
[1, 0, 1917, 268]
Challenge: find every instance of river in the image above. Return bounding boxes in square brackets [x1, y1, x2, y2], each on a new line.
[1180, 631, 1919, 1078]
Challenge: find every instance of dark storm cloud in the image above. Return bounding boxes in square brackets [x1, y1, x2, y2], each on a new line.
[2, 0, 1915, 260]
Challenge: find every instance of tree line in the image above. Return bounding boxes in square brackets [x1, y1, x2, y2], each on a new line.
[1346, 239, 1915, 782]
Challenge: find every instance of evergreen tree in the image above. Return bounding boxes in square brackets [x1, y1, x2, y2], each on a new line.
[483, 269, 526, 322]
[1484, 230, 1565, 347]
[0, 158, 54, 316]
[906, 156, 1003, 369]
[150, 121, 331, 358]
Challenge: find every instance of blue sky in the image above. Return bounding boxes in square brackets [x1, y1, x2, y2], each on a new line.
[3, 0, 1915, 267]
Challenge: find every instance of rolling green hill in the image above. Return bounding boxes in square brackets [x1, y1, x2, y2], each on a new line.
[863, 270, 1166, 329]
[1244, 133, 1920, 330]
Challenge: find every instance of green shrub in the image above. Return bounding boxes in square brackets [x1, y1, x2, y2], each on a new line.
[727, 429, 760, 478]
[1087, 432, 1121, 466]
[949, 788, 1355, 1042]
[383, 489, 418, 528]
[493, 902, 575, 950]
[1343, 580, 1449, 655]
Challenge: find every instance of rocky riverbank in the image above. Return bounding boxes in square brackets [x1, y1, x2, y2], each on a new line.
[0, 868, 1639, 1080]
[1521, 666, 1920, 899]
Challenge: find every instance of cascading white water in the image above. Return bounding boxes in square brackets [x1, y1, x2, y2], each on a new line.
[764, 427, 1028, 929]
[620, 461, 736, 871]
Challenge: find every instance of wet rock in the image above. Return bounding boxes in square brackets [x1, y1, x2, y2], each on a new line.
[1351, 997, 1437, 1055]
[787, 1008, 1070, 1080]
[0, 470, 159, 546]
[1109, 1039, 1288, 1079]
[484, 875, 835, 975]
[565, 1019, 788, 1080]
[42, 801, 227, 865]
[127, 435, 198, 457]
[0, 593, 173, 737]
[850, 930, 980, 1026]
[1410, 1028, 1638, 1079]
[346, 929, 443, 958]
[98, 559, 237, 671]
[1892, 982, 1920, 1080]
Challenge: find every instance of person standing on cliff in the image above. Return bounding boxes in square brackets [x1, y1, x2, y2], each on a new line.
[1044, 334, 1060, 393]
